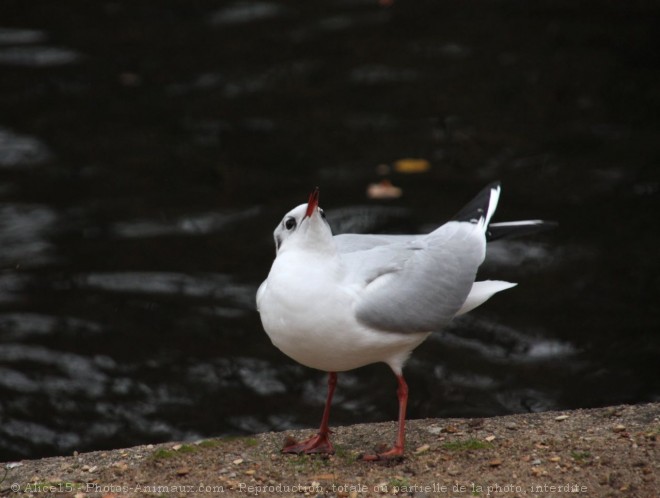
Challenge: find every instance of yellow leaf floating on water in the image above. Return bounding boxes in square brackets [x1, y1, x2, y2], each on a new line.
[394, 158, 430, 173]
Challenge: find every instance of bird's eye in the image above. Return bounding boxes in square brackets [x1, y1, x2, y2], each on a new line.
[284, 217, 297, 230]
[319, 208, 326, 219]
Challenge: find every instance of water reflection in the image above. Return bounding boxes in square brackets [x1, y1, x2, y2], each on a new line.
[349, 65, 419, 85]
[0, 46, 80, 67]
[112, 207, 260, 238]
[0, 313, 103, 341]
[0, 25, 80, 66]
[431, 316, 577, 365]
[0, 28, 47, 45]
[483, 240, 559, 269]
[75, 272, 256, 309]
[209, 2, 288, 26]
[0, 274, 28, 305]
[0, 204, 58, 267]
[0, 127, 52, 167]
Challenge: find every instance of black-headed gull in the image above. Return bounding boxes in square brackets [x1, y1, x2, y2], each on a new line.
[257, 182, 552, 460]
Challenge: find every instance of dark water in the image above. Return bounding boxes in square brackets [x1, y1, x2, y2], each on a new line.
[1, 0, 659, 461]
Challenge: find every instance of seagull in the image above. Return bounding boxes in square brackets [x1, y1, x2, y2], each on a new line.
[256, 182, 552, 460]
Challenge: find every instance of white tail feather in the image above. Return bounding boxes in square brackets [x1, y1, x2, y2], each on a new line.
[478, 184, 501, 232]
[489, 220, 545, 228]
[456, 280, 516, 316]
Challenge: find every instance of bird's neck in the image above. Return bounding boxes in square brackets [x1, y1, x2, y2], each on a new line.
[285, 226, 336, 257]
[279, 239, 337, 260]
[268, 245, 342, 305]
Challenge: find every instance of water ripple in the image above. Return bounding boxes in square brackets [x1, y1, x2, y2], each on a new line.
[0, 344, 109, 396]
[74, 272, 256, 310]
[0, 273, 29, 304]
[433, 315, 577, 365]
[0, 204, 58, 267]
[484, 240, 558, 270]
[0, 28, 47, 45]
[209, 2, 289, 25]
[0, 127, 52, 167]
[0, 46, 81, 66]
[327, 205, 410, 234]
[0, 312, 103, 340]
[112, 207, 260, 238]
[349, 64, 419, 85]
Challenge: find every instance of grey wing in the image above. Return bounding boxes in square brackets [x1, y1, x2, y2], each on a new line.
[350, 221, 486, 333]
[334, 233, 417, 253]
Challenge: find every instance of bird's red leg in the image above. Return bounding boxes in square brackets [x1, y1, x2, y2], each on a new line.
[282, 372, 336, 454]
[362, 374, 408, 461]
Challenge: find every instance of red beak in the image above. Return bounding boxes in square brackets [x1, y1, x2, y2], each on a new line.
[305, 187, 320, 219]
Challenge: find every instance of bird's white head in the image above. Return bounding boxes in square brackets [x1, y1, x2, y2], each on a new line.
[273, 187, 334, 256]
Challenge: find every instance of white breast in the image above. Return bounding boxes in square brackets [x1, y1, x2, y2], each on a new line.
[257, 249, 428, 373]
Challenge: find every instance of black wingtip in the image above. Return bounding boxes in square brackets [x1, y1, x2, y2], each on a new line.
[486, 220, 558, 242]
[451, 181, 501, 223]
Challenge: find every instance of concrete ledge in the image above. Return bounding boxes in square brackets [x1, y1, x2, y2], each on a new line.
[2, 403, 658, 497]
